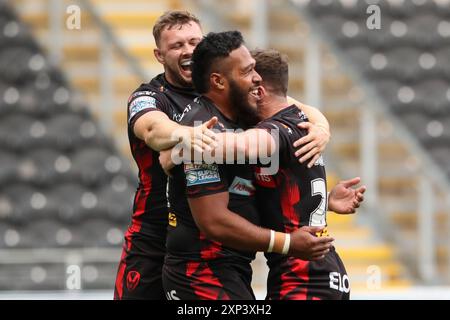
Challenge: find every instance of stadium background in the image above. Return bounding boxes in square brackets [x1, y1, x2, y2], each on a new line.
[0, 0, 450, 299]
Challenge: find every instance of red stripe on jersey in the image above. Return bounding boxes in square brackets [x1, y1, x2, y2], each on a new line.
[114, 232, 133, 299]
[279, 170, 301, 233]
[186, 262, 230, 300]
[130, 142, 154, 232]
[280, 258, 310, 300]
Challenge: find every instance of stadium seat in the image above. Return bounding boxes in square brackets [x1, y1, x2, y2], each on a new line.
[49, 183, 100, 224]
[413, 79, 450, 116]
[72, 147, 128, 187]
[75, 219, 125, 248]
[2, 183, 53, 224]
[0, 150, 18, 185]
[26, 219, 76, 248]
[435, 45, 450, 80]
[0, 47, 40, 85]
[0, 223, 29, 248]
[0, 114, 49, 151]
[25, 148, 73, 186]
[97, 175, 134, 223]
[17, 83, 71, 116]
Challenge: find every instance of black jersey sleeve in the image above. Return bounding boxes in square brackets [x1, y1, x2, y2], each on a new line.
[256, 120, 293, 164]
[183, 163, 228, 198]
[127, 89, 173, 129]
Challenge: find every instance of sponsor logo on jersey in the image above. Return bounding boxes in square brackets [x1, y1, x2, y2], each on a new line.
[128, 90, 156, 104]
[126, 271, 141, 292]
[254, 167, 276, 188]
[228, 177, 255, 196]
[184, 164, 221, 186]
[329, 272, 350, 293]
[128, 96, 157, 122]
[173, 104, 192, 123]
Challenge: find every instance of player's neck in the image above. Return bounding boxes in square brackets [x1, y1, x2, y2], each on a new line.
[257, 95, 289, 120]
[204, 92, 237, 121]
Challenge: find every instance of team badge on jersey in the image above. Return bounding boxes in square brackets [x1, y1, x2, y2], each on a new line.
[128, 96, 157, 122]
[184, 164, 221, 186]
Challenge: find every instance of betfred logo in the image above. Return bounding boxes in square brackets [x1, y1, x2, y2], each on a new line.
[228, 177, 255, 196]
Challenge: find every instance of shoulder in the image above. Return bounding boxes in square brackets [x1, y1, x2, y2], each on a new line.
[128, 82, 166, 105]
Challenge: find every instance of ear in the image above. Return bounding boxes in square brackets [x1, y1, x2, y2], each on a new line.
[154, 48, 164, 64]
[211, 73, 225, 90]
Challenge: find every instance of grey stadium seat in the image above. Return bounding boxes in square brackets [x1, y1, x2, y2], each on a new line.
[49, 183, 101, 224]
[1, 183, 54, 224]
[75, 218, 125, 248]
[97, 175, 134, 223]
[25, 148, 74, 186]
[0, 150, 18, 185]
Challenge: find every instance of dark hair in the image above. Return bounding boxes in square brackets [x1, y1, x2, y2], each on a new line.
[192, 31, 244, 94]
[251, 49, 289, 97]
[153, 10, 201, 47]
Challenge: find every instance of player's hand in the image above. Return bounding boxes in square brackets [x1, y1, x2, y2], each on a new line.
[328, 177, 366, 214]
[189, 117, 219, 154]
[289, 226, 334, 260]
[293, 122, 330, 168]
[159, 148, 175, 177]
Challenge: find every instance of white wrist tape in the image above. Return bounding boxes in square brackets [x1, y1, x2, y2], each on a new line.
[282, 233, 291, 255]
[267, 230, 275, 253]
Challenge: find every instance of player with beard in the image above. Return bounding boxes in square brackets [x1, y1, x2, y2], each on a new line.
[187, 49, 365, 299]
[115, 11, 332, 300]
[162, 31, 339, 300]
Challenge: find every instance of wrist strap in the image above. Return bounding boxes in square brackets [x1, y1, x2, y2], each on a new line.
[281, 233, 291, 255]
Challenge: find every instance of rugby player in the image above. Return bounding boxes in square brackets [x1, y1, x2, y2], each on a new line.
[114, 11, 332, 300]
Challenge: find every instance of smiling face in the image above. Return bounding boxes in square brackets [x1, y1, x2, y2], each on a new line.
[154, 22, 203, 88]
[223, 45, 262, 125]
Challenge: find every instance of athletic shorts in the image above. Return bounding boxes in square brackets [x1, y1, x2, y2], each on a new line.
[266, 246, 350, 300]
[162, 254, 255, 300]
[114, 227, 166, 300]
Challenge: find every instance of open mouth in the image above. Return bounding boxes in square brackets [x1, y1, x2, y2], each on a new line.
[249, 86, 262, 100]
[180, 60, 193, 72]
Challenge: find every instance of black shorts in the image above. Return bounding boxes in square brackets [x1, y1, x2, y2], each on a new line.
[266, 246, 350, 300]
[114, 225, 166, 300]
[162, 255, 255, 300]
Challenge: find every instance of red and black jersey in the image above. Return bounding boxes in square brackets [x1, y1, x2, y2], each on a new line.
[254, 105, 328, 263]
[166, 96, 259, 263]
[127, 74, 200, 236]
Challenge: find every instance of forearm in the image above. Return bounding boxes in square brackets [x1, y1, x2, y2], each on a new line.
[134, 112, 187, 151]
[196, 207, 271, 252]
[146, 120, 187, 151]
